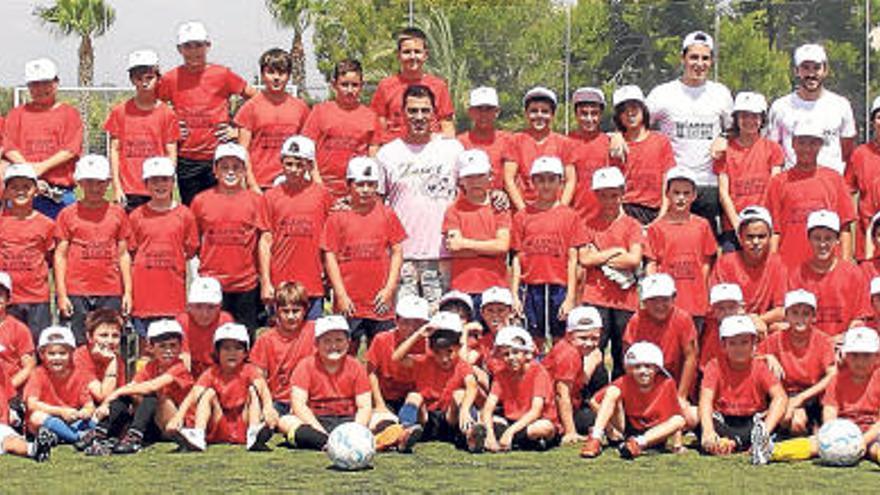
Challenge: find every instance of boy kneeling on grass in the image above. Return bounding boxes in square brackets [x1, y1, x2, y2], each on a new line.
[0, 361, 52, 462]
[580, 341, 685, 460]
[81, 319, 194, 456]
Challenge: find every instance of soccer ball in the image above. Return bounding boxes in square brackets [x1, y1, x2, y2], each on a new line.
[326, 422, 375, 471]
[817, 419, 864, 466]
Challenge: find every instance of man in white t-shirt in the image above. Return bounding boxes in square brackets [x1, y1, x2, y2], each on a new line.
[377, 84, 463, 307]
[767, 43, 857, 175]
[643, 30, 733, 235]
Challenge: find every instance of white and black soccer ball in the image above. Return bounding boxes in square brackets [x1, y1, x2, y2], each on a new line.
[326, 422, 375, 471]
[817, 419, 864, 466]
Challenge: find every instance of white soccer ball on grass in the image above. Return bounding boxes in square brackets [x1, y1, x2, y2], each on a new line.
[817, 419, 864, 466]
[326, 422, 376, 471]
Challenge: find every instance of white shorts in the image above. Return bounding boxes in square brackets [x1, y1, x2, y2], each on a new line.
[0, 423, 18, 455]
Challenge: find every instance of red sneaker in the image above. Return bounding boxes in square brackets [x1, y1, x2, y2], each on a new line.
[618, 437, 642, 459]
[580, 437, 602, 458]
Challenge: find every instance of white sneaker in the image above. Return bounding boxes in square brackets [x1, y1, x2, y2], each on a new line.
[750, 414, 771, 465]
[178, 428, 206, 452]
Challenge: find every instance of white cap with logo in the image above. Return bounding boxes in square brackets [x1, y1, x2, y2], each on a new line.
[178, 21, 209, 45]
[733, 91, 768, 114]
[38, 325, 76, 349]
[530, 156, 564, 177]
[439, 290, 474, 312]
[794, 43, 827, 66]
[469, 86, 499, 108]
[280, 135, 316, 160]
[719, 314, 757, 339]
[682, 30, 714, 52]
[709, 283, 743, 306]
[806, 209, 840, 233]
[494, 325, 534, 351]
[523, 86, 557, 107]
[566, 306, 602, 332]
[395, 295, 430, 321]
[738, 205, 773, 231]
[841, 326, 880, 355]
[591, 166, 625, 191]
[25, 58, 58, 83]
[314, 315, 350, 339]
[74, 155, 111, 181]
[3, 163, 38, 183]
[188, 277, 223, 305]
[213, 322, 250, 349]
[793, 118, 825, 139]
[624, 341, 669, 376]
[572, 87, 605, 107]
[346, 156, 381, 182]
[784, 289, 817, 310]
[214, 143, 248, 164]
[147, 319, 184, 340]
[128, 50, 159, 70]
[481, 286, 513, 307]
[640, 273, 676, 300]
[429, 311, 463, 334]
[612, 85, 645, 107]
[142, 156, 175, 180]
[665, 166, 698, 187]
[456, 149, 492, 179]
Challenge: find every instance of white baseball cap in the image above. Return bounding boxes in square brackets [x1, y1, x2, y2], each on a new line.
[612, 85, 645, 107]
[38, 325, 76, 349]
[395, 295, 429, 321]
[127, 49, 159, 70]
[719, 314, 757, 339]
[456, 149, 492, 179]
[494, 325, 534, 351]
[682, 30, 714, 52]
[142, 156, 175, 180]
[523, 86, 557, 108]
[469, 86, 499, 108]
[784, 288, 817, 310]
[429, 311, 463, 334]
[346, 156, 381, 182]
[481, 286, 513, 307]
[640, 273, 676, 300]
[806, 209, 840, 234]
[738, 205, 773, 231]
[841, 326, 880, 355]
[0, 272, 11, 293]
[665, 166, 698, 187]
[572, 87, 605, 107]
[3, 163, 38, 183]
[732, 91, 767, 114]
[74, 155, 111, 181]
[794, 43, 827, 66]
[214, 143, 247, 164]
[566, 306, 603, 332]
[530, 156, 564, 177]
[793, 118, 825, 139]
[147, 319, 184, 340]
[314, 315, 350, 339]
[25, 58, 58, 83]
[213, 322, 250, 349]
[280, 135, 316, 161]
[188, 277, 222, 305]
[439, 290, 474, 312]
[872, 95, 880, 115]
[178, 21, 209, 45]
[624, 341, 669, 376]
[871, 276, 880, 297]
[709, 283, 743, 306]
[591, 166, 625, 191]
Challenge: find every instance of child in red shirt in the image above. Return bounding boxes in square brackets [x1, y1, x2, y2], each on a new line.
[105, 50, 180, 211]
[178, 277, 235, 379]
[191, 143, 270, 333]
[235, 49, 310, 190]
[4, 58, 83, 219]
[322, 156, 405, 348]
[699, 315, 786, 464]
[646, 166, 717, 326]
[0, 359, 52, 461]
[172, 323, 274, 452]
[465, 287, 514, 381]
[567, 87, 610, 219]
[302, 59, 381, 197]
[699, 284, 749, 376]
[458, 87, 511, 192]
[278, 316, 372, 450]
[511, 155, 584, 351]
[1, 164, 55, 338]
[0, 273, 35, 397]
[54, 155, 132, 345]
[581, 342, 685, 459]
[75, 309, 125, 406]
[262, 135, 331, 319]
[443, 150, 511, 307]
[864, 212, 880, 279]
[845, 102, 880, 260]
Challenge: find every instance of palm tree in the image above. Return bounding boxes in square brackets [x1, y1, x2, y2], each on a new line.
[33, 0, 116, 87]
[265, 0, 312, 97]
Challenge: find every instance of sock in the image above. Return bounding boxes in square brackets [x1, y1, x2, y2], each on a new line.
[43, 416, 80, 444]
[770, 437, 813, 462]
[293, 426, 328, 450]
[27, 442, 36, 457]
[398, 403, 419, 427]
[590, 428, 604, 441]
[129, 395, 158, 436]
[635, 435, 647, 448]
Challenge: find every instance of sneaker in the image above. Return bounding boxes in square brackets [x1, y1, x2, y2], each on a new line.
[750, 414, 772, 465]
[112, 430, 144, 455]
[84, 439, 113, 457]
[32, 428, 54, 463]
[374, 424, 405, 452]
[580, 437, 602, 458]
[246, 423, 273, 452]
[176, 428, 206, 452]
[37, 427, 59, 448]
[75, 429, 105, 452]
[397, 424, 423, 454]
[618, 437, 642, 460]
[466, 423, 487, 454]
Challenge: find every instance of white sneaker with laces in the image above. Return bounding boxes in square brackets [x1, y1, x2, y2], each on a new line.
[179, 428, 206, 452]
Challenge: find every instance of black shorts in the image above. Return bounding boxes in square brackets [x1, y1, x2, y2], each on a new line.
[574, 408, 597, 436]
[424, 409, 458, 443]
[317, 415, 355, 434]
[702, 413, 753, 451]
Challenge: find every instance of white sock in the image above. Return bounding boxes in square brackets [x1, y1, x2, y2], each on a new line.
[590, 429, 604, 441]
[27, 442, 36, 457]
[635, 435, 647, 448]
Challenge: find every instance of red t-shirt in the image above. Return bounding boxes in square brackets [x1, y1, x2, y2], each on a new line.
[595, 374, 682, 431]
[191, 188, 268, 292]
[365, 329, 426, 403]
[321, 203, 407, 320]
[490, 362, 557, 423]
[787, 260, 870, 336]
[698, 317, 722, 373]
[72, 346, 126, 387]
[3, 102, 82, 187]
[290, 355, 370, 416]
[195, 363, 263, 413]
[24, 366, 93, 410]
[179, 310, 235, 379]
[710, 252, 787, 316]
[613, 131, 675, 209]
[542, 338, 588, 410]
[702, 357, 779, 417]
[233, 92, 310, 188]
[623, 307, 697, 384]
[824, 368, 880, 431]
[0, 316, 34, 388]
[645, 215, 717, 316]
[411, 354, 472, 412]
[845, 142, 880, 259]
[158, 64, 247, 160]
[504, 131, 572, 204]
[302, 101, 381, 197]
[765, 166, 856, 269]
[442, 198, 511, 292]
[55, 202, 131, 296]
[758, 328, 834, 394]
[133, 358, 193, 405]
[264, 182, 331, 297]
[458, 130, 513, 190]
[511, 204, 586, 286]
[104, 99, 180, 196]
[130, 204, 199, 317]
[713, 137, 783, 231]
[0, 364, 9, 423]
[370, 73, 454, 143]
[861, 258, 880, 283]
[250, 322, 316, 403]
[567, 130, 610, 218]
[581, 212, 644, 311]
[0, 212, 55, 303]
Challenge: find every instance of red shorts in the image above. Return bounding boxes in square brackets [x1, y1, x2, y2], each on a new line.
[207, 408, 246, 444]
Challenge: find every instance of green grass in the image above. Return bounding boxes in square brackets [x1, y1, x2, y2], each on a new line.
[3, 439, 880, 493]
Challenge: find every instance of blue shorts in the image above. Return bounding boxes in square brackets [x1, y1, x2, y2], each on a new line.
[521, 284, 567, 339]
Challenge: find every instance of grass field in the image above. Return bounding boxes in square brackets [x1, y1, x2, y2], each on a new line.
[2, 438, 879, 494]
